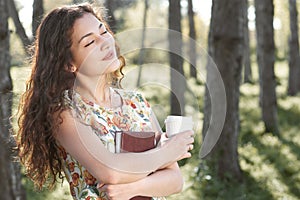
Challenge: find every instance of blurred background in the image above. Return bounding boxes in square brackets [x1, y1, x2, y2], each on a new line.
[0, 0, 300, 199]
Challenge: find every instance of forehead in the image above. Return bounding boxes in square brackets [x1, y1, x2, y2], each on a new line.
[72, 13, 101, 40]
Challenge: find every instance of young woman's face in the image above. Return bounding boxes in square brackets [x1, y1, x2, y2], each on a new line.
[70, 13, 120, 77]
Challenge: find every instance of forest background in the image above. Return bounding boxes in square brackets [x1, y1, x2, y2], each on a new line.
[0, 0, 299, 199]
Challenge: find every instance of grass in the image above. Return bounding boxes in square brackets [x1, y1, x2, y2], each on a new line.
[10, 61, 300, 199]
[168, 62, 300, 200]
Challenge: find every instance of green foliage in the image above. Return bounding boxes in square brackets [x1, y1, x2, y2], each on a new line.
[22, 176, 71, 200]
[130, 49, 169, 65]
[9, 0, 300, 199]
[168, 61, 300, 200]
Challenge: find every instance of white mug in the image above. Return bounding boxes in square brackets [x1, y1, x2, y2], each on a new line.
[165, 115, 193, 137]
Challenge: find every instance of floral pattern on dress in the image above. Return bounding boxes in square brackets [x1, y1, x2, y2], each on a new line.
[60, 88, 166, 200]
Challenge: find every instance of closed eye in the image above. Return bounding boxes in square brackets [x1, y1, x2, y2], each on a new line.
[84, 40, 95, 47]
[101, 31, 107, 35]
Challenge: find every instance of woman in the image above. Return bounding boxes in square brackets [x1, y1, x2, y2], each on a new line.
[17, 3, 194, 200]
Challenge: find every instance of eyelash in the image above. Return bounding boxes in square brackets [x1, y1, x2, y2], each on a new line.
[84, 40, 94, 47]
[84, 31, 108, 47]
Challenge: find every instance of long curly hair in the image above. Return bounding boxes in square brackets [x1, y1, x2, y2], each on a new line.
[17, 3, 124, 189]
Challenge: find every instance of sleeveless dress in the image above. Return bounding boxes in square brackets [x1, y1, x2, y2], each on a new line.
[60, 88, 166, 200]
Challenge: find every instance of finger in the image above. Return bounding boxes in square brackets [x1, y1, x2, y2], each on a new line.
[181, 152, 192, 159]
[186, 144, 193, 151]
[188, 137, 194, 144]
[97, 187, 106, 193]
[189, 131, 195, 138]
[182, 130, 195, 138]
[175, 130, 191, 136]
[97, 183, 105, 188]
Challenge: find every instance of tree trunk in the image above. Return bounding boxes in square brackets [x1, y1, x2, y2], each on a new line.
[0, 0, 26, 199]
[188, 0, 197, 79]
[202, 0, 243, 182]
[73, 0, 93, 4]
[288, 0, 300, 96]
[0, 136, 14, 200]
[6, 0, 32, 53]
[32, 0, 44, 38]
[169, 0, 185, 115]
[0, 0, 14, 198]
[0, 0, 21, 200]
[243, 0, 252, 83]
[105, 0, 117, 32]
[255, 0, 279, 135]
[136, 0, 149, 87]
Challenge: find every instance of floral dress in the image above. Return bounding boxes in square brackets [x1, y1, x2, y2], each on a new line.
[60, 88, 166, 200]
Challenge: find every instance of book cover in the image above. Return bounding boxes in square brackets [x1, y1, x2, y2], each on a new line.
[115, 131, 156, 153]
[114, 131, 156, 200]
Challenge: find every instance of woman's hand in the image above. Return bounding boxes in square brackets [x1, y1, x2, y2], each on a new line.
[98, 183, 137, 200]
[159, 130, 194, 162]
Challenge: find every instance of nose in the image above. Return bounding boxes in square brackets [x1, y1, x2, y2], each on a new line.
[96, 35, 111, 51]
[100, 40, 110, 51]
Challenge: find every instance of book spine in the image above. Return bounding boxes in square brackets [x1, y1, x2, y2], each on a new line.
[115, 132, 122, 153]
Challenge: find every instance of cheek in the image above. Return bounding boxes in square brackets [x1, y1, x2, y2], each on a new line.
[72, 48, 93, 70]
[70, 48, 84, 68]
[76, 52, 106, 75]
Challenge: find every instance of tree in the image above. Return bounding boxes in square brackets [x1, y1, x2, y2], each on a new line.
[187, 0, 197, 79]
[136, 0, 149, 87]
[73, 0, 93, 4]
[255, 0, 279, 135]
[105, 0, 117, 32]
[202, 0, 243, 181]
[32, 0, 44, 38]
[105, 0, 138, 32]
[0, 0, 25, 199]
[0, 0, 14, 198]
[287, 0, 300, 96]
[243, 0, 252, 83]
[7, 0, 32, 53]
[169, 0, 185, 115]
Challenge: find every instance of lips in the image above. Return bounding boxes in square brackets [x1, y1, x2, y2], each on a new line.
[102, 50, 114, 61]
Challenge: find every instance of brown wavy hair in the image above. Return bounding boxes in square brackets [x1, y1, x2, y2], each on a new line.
[17, 3, 124, 189]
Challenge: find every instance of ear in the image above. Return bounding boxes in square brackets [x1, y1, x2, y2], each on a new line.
[65, 63, 77, 72]
[70, 65, 77, 73]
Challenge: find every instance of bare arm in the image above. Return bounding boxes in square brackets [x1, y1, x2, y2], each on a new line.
[100, 162, 184, 199]
[56, 110, 194, 185]
[133, 162, 184, 197]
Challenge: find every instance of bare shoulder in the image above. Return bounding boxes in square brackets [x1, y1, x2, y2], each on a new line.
[54, 109, 79, 141]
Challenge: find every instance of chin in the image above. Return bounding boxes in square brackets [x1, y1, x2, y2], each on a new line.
[107, 58, 121, 72]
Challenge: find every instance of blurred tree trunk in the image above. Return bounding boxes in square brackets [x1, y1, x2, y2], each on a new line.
[73, 0, 93, 4]
[255, 0, 279, 135]
[0, 0, 14, 196]
[105, 0, 117, 32]
[0, 137, 14, 199]
[202, 0, 243, 181]
[136, 0, 149, 87]
[288, 0, 300, 96]
[188, 0, 197, 79]
[169, 0, 185, 115]
[7, 0, 32, 53]
[0, 0, 26, 199]
[32, 0, 44, 38]
[243, 0, 252, 83]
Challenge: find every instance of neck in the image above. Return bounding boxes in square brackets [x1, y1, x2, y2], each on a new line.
[74, 74, 111, 105]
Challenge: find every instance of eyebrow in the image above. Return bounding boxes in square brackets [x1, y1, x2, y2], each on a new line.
[78, 23, 103, 44]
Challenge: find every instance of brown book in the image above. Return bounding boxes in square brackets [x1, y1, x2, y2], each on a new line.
[114, 131, 155, 200]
